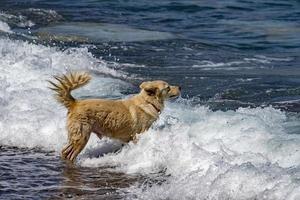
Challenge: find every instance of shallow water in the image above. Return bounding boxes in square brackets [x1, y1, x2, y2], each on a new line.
[0, 146, 142, 199]
[0, 0, 300, 199]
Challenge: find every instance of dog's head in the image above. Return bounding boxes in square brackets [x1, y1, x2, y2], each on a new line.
[139, 80, 181, 102]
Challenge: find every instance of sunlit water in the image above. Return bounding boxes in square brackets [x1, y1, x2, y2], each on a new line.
[0, 1, 300, 199]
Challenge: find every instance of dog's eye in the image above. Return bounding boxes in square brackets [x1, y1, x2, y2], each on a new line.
[166, 86, 170, 91]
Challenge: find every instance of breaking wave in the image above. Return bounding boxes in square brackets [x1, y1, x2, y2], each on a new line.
[0, 37, 127, 150]
[0, 37, 299, 200]
[0, 20, 12, 33]
[80, 103, 300, 200]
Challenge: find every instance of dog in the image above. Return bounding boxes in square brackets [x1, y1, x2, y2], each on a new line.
[49, 72, 181, 162]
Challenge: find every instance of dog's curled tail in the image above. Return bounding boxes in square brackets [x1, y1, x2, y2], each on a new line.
[48, 72, 91, 109]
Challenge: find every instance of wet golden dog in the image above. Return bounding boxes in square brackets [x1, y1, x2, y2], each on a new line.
[49, 72, 180, 162]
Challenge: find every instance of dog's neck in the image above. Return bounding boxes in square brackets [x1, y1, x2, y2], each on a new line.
[133, 93, 164, 118]
[142, 93, 164, 111]
[147, 101, 161, 113]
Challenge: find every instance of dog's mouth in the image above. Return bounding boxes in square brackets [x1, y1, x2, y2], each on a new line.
[167, 86, 181, 99]
[169, 95, 178, 98]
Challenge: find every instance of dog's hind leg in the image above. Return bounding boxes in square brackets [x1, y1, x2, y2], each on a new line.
[62, 122, 92, 162]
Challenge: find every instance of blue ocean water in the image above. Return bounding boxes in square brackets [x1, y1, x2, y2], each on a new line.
[2, 0, 300, 106]
[0, 1, 300, 199]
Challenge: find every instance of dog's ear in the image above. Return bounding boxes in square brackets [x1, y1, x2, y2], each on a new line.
[140, 81, 157, 96]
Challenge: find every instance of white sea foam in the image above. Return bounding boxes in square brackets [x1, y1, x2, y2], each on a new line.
[0, 12, 35, 28]
[192, 55, 292, 71]
[192, 60, 242, 70]
[80, 104, 300, 200]
[0, 37, 127, 150]
[1, 37, 300, 199]
[255, 55, 293, 62]
[0, 20, 12, 33]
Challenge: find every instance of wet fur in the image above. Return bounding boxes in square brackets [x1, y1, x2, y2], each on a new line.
[49, 72, 180, 162]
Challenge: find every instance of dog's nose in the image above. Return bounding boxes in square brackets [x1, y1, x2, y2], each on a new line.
[178, 86, 181, 91]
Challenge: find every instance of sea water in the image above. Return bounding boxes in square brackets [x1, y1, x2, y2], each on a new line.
[0, 1, 300, 199]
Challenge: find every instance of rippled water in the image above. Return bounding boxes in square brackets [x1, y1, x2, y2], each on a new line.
[0, 0, 300, 199]
[0, 146, 142, 199]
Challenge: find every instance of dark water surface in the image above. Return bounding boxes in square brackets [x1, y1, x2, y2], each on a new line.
[0, 146, 143, 199]
[1, 0, 300, 106]
[1, 1, 300, 199]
